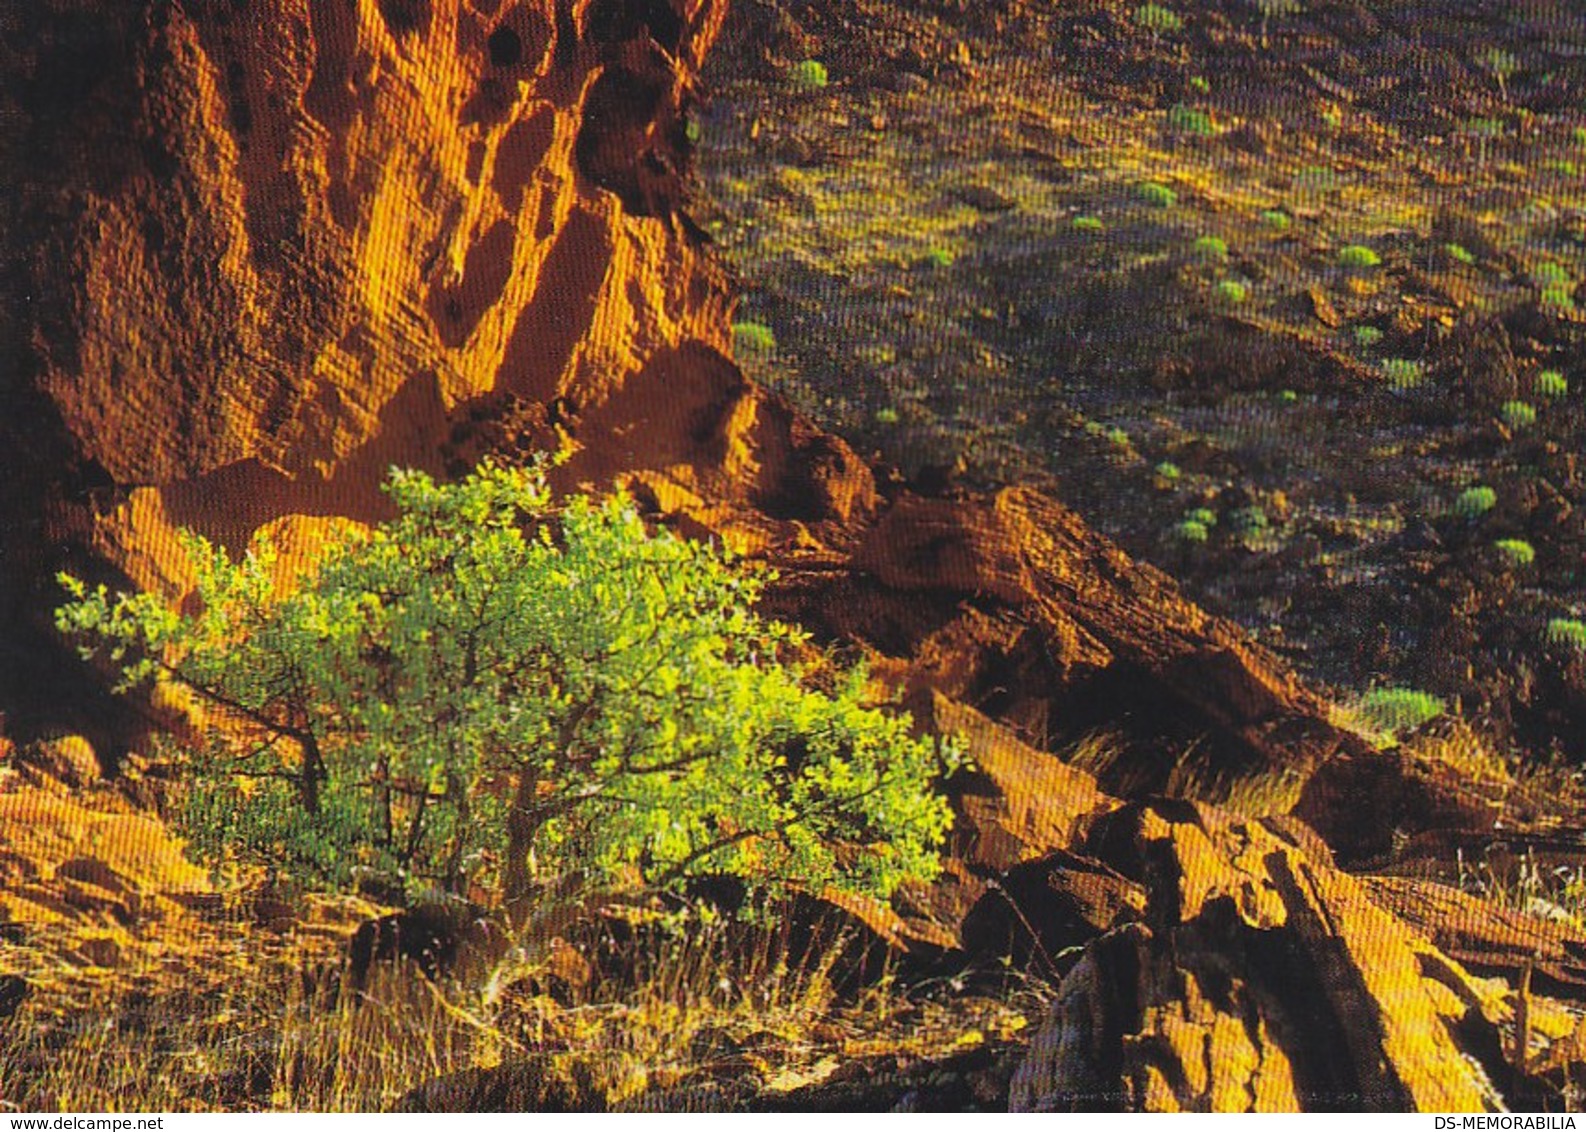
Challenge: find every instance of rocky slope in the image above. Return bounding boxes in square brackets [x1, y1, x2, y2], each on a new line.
[3, 0, 1586, 1112]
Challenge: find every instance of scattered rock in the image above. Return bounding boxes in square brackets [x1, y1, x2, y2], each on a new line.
[347, 899, 509, 990]
[22, 735, 100, 789]
[392, 1054, 628, 1112]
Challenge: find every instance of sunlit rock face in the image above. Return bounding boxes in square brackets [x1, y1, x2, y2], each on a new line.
[0, 0, 755, 730]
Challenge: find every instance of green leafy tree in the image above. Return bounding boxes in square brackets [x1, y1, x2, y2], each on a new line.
[56, 462, 961, 921]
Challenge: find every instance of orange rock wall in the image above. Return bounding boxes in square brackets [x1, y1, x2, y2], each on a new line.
[0, 0, 736, 727]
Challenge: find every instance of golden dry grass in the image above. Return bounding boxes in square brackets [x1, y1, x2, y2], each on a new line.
[0, 898, 1040, 1112]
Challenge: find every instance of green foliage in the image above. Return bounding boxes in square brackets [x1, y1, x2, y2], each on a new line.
[1253, 0, 1301, 48]
[1352, 687, 1445, 738]
[1254, 0, 1301, 17]
[1188, 76, 1211, 94]
[873, 407, 900, 425]
[1134, 3, 1183, 36]
[1105, 426, 1131, 448]
[1154, 461, 1182, 482]
[1192, 235, 1229, 261]
[789, 59, 829, 90]
[1535, 369, 1569, 398]
[1169, 104, 1216, 137]
[1499, 400, 1537, 429]
[1138, 181, 1178, 209]
[1259, 209, 1291, 232]
[1494, 539, 1536, 568]
[1444, 243, 1476, 266]
[1338, 244, 1382, 269]
[923, 247, 956, 269]
[1465, 116, 1505, 163]
[1575, 127, 1586, 148]
[1215, 279, 1249, 305]
[56, 463, 962, 910]
[1455, 485, 1498, 519]
[1185, 507, 1218, 528]
[1478, 47, 1518, 101]
[1230, 506, 1268, 535]
[1545, 618, 1586, 653]
[1381, 358, 1425, 389]
[1541, 283, 1577, 312]
[1072, 215, 1105, 233]
[1173, 519, 1210, 543]
[1353, 325, 1384, 348]
[1533, 262, 1572, 286]
[732, 321, 777, 355]
[1277, 388, 1298, 403]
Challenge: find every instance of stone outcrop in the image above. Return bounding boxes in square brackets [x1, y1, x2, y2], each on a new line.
[0, 782, 209, 927]
[1009, 802, 1513, 1112]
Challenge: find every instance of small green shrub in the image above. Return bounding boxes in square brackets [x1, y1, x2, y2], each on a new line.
[1155, 461, 1182, 481]
[1278, 388, 1298, 403]
[1186, 507, 1218, 527]
[1134, 3, 1183, 36]
[1260, 209, 1292, 232]
[1353, 325, 1384, 348]
[1478, 47, 1518, 101]
[1444, 243, 1476, 266]
[1338, 244, 1382, 268]
[1541, 283, 1577, 311]
[1466, 116, 1505, 154]
[1193, 235, 1229, 261]
[923, 247, 955, 269]
[1174, 519, 1210, 543]
[1381, 358, 1425, 389]
[1169, 103, 1216, 136]
[1495, 539, 1536, 568]
[790, 59, 829, 90]
[1455, 485, 1498, 518]
[1533, 262, 1572, 286]
[1535, 369, 1568, 398]
[1231, 506, 1268, 535]
[1105, 426, 1131, 448]
[1188, 75, 1211, 93]
[1575, 126, 1586, 147]
[732, 321, 777, 354]
[1352, 687, 1445, 737]
[1499, 400, 1537, 429]
[1215, 279, 1249, 305]
[1545, 618, 1586, 653]
[1073, 215, 1105, 233]
[1544, 160, 1580, 177]
[1138, 181, 1178, 208]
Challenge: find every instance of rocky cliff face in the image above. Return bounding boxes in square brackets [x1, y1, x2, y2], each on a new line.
[5, 0, 1584, 1112]
[1, 0, 743, 736]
